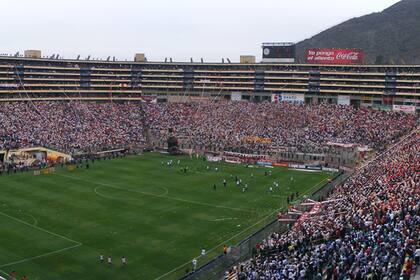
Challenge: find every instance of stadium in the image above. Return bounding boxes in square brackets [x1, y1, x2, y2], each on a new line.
[1, 1, 419, 280]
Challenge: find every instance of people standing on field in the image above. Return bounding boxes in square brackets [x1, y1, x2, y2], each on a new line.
[192, 258, 197, 271]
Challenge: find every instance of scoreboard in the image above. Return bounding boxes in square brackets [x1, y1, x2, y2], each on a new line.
[262, 43, 296, 63]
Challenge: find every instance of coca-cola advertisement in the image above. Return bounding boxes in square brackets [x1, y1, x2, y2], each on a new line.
[305, 48, 364, 64]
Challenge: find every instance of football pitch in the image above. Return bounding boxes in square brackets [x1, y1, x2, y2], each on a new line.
[0, 153, 332, 280]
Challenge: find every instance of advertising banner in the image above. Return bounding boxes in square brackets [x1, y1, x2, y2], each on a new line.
[272, 93, 304, 103]
[206, 155, 222, 162]
[140, 96, 157, 103]
[306, 48, 364, 64]
[337, 95, 350, 106]
[256, 161, 273, 166]
[271, 94, 280, 104]
[281, 93, 304, 103]
[322, 167, 340, 173]
[392, 104, 416, 113]
[231, 93, 242, 101]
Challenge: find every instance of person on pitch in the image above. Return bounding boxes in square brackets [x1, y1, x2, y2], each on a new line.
[192, 258, 197, 271]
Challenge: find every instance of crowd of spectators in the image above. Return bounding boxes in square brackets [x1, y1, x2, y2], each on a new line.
[230, 130, 419, 279]
[0, 101, 146, 154]
[0, 100, 418, 278]
[146, 101, 416, 154]
[0, 101, 417, 156]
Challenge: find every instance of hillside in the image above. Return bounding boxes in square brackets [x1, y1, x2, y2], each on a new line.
[296, 0, 420, 64]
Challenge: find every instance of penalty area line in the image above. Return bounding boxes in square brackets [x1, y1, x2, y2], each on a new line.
[0, 244, 82, 268]
[0, 211, 81, 245]
[0, 210, 82, 269]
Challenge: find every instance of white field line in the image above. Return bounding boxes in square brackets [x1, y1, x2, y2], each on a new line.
[0, 268, 9, 277]
[21, 213, 38, 227]
[209, 217, 239, 222]
[0, 244, 81, 268]
[0, 202, 39, 227]
[55, 173, 257, 214]
[0, 210, 82, 268]
[153, 176, 329, 280]
[0, 211, 80, 245]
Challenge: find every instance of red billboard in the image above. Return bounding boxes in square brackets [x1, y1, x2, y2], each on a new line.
[305, 48, 364, 64]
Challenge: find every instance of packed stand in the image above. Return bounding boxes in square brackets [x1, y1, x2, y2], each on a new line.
[0, 101, 146, 154]
[231, 130, 419, 279]
[0, 101, 417, 155]
[145, 101, 416, 154]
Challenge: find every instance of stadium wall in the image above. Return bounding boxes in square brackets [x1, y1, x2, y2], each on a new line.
[0, 56, 419, 111]
[151, 139, 358, 169]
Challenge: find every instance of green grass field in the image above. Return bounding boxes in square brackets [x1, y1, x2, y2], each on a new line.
[0, 153, 331, 280]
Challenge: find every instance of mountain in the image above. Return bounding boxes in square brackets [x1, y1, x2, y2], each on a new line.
[295, 0, 420, 64]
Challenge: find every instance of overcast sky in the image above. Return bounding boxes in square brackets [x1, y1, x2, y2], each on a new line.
[0, 0, 400, 62]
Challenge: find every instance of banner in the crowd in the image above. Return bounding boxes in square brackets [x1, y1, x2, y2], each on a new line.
[337, 95, 350, 106]
[256, 161, 272, 166]
[289, 164, 307, 169]
[278, 93, 304, 103]
[273, 163, 288, 167]
[321, 167, 339, 173]
[68, 165, 76, 171]
[289, 163, 323, 171]
[282, 93, 304, 103]
[243, 135, 271, 143]
[357, 146, 371, 152]
[223, 151, 268, 164]
[140, 96, 157, 103]
[206, 155, 222, 162]
[309, 166, 322, 170]
[231, 93, 242, 101]
[224, 160, 241, 164]
[224, 151, 268, 159]
[327, 142, 355, 148]
[392, 104, 416, 113]
[404, 98, 419, 104]
[305, 48, 364, 64]
[271, 94, 280, 104]
[373, 104, 392, 111]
